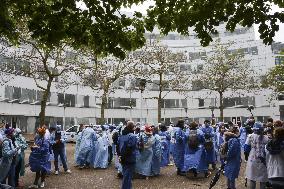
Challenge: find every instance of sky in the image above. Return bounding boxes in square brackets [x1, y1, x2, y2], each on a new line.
[121, 1, 284, 43]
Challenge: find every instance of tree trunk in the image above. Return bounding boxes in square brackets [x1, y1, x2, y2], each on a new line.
[39, 77, 53, 127]
[158, 73, 163, 123]
[158, 90, 162, 123]
[100, 90, 107, 125]
[219, 91, 224, 121]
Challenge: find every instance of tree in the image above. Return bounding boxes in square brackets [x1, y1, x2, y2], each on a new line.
[145, 0, 284, 46]
[133, 42, 187, 123]
[1, 0, 149, 127]
[0, 36, 86, 127]
[0, 0, 146, 59]
[264, 50, 284, 93]
[193, 41, 257, 121]
[83, 56, 135, 125]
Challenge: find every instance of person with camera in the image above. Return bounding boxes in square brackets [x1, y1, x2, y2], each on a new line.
[118, 121, 137, 189]
[0, 128, 20, 187]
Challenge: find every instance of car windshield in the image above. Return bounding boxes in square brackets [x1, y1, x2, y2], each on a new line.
[67, 126, 78, 132]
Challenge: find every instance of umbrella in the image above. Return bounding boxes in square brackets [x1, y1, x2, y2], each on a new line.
[209, 164, 225, 189]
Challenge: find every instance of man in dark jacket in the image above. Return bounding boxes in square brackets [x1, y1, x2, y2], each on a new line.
[50, 125, 71, 175]
[118, 121, 137, 189]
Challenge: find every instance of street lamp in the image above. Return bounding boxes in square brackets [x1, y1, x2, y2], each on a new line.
[184, 107, 188, 117]
[209, 106, 216, 125]
[138, 78, 147, 124]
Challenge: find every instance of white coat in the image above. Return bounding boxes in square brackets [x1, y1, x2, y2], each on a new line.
[245, 133, 269, 182]
[265, 146, 284, 179]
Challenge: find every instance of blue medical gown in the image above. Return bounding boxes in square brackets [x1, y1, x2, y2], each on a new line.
[158, 131, 171, 167]
[29, 137, 51, 173]
[93, 132, 109, 168]
[0, 138, 16, 182]
[74, 131, 83, 165]
[151, 134, 161, 176]
[224, 138, 241, 180]
[201, 125, 216, 164]
[239, 126, 247, 151]
[77, 127, 97, 166]
[172, 127, 186, 170]
[135, 134, 154, 176]
[183, 129, 206, 172]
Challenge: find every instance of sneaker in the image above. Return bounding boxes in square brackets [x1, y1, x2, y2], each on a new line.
[28, 184, 39, 188]
[79, 166, 85, 169]
[205, 171, 212, 178]
[65, 169, 72, 174]
[40, 182, 45, 188]
[117, 172, 123, 179]
[55, 171, 59, 175]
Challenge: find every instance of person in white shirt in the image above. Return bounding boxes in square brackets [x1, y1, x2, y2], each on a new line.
[265, 127, 284, 189]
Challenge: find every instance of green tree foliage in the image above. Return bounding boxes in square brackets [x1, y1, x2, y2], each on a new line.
[0, 0, 147, 59]
[265, 50, 284, 93]
[145, 0, 284, 46]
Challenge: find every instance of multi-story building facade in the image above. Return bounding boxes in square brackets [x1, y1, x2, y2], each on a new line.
[0, 23, 283, 133]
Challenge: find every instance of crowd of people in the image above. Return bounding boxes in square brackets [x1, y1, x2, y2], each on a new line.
[73, 118, 284, 189]
[0, 124, 72, 189]
[0, 117, 283, 189]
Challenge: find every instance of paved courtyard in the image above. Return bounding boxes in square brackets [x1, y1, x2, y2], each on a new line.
[22, 143, 248, 189]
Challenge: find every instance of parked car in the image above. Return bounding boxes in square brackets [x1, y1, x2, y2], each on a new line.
[64, 124, 101, 142]
[64, 125, 80, 143]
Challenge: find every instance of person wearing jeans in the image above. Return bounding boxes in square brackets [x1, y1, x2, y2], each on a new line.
[50, 125, 71, 175]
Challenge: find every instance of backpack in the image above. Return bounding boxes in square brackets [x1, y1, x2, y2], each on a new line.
[188, 130, 199, 149]
[203, 131, 214, 151]
[119, 135, 133, 165]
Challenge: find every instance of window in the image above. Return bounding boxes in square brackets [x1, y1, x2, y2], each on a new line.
[278, 95, 284, 101]
[112, 98, 136, 108]
[162, 99, 181, 108]
[65, 94, 75, 107]
[13, 87, 21, 99]
[181, 99, 187, 108]
[4, 86, 13, 100]
[84, 96, 89, 108]
[67, 126, 78, 132]
[223, 98, 235, 107]
[58, 93, 64, 104]
[198, 99, 204, 107]
[251, 47, 258, 55]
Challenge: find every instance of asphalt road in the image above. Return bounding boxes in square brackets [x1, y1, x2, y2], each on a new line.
[22, 143, 248, 189]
